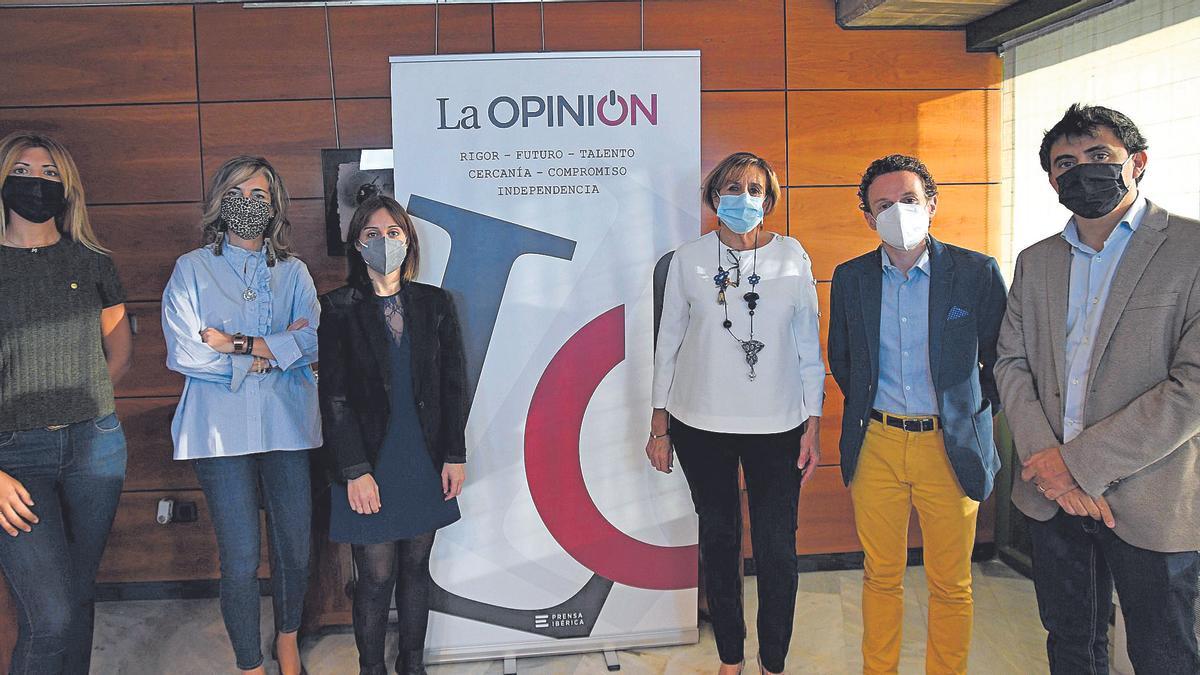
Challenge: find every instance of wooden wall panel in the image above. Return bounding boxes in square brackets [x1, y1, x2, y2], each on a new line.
[200, 100, 336, 200]
[117, 398, 196, 491]
[335, 98, 391, 150]
[96, 203, 203, 303]
[644, 0, 786, 91]
[817, 280, 831, 357]
[493, 3, 543, 53]
[797, 466, 860, 554]
[437, 4, 495, 55]
[0, 7, 196, 107]
[195, 5, 331, 102]
[543, 1, 641, 52]
[291, 199, 352, 296]
[701, 91, 788, 186]
[117, 302, 184, 399]
[328, 6, 435, 99]
[97, 490, 269, 583]
[789, 184, 994, 280]
[820, 374, 843, 467]
[786, 0, 1001, 89]
[787, 90, 992, 187]
[0, 105, 202, 204]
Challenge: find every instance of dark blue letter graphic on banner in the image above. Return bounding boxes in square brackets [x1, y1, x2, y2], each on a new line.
[405, 196, 609, 636]
[405, 195, 577, 405]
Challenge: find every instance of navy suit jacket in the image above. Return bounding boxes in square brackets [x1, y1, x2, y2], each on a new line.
[827, 236, 1007, 501]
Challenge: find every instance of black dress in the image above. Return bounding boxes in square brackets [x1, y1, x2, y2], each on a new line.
[329, 297, 461, 544]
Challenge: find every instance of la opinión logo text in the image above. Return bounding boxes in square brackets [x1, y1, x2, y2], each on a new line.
[438, 91, 658, 130]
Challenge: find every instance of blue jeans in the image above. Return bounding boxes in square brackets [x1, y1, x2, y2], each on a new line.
[0, 413, 127, 675]
[193, 450, 311, 670]
[1028, 511, 1200, 674]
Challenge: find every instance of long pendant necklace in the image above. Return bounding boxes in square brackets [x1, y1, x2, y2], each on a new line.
[220, 243, 261, 302]
[714, 231, 765, 380]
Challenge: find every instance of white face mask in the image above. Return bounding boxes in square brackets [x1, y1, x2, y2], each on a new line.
[873, 202, 930, 251]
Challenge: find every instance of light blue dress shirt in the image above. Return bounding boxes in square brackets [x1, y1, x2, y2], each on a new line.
[1061, 195, 1147, 443]
[876, 246, 939, 416]
[162, 236, 322, 459]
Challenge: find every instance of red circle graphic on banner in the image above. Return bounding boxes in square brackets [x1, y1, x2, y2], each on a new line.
[524, 305, 698, 591]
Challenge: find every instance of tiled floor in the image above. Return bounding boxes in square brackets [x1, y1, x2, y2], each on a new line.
[90, 561, 1050, 674]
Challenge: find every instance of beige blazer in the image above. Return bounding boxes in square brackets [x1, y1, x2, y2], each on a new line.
[996, 199, 1200, 553]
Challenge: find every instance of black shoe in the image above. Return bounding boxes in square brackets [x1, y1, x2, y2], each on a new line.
[394, 648, 427, 675]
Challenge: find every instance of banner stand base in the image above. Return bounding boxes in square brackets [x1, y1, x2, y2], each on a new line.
[499, 649, 623, 673]
[427, 627, 700, 666]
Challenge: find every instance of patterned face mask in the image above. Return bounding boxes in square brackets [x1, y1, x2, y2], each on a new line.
[220, 194, 272, 240]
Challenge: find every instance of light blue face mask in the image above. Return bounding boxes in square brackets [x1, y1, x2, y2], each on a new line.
[716, 193, 765, 234]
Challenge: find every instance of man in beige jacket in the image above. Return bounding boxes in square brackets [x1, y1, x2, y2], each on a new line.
[996, 103, 1199, 673]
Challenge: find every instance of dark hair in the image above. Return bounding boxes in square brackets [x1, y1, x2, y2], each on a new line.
[1039, 103, 1148, 181]
[857, 154, 938, 214]
[701, 152, 782, 216]
[345, 195, 421, 289]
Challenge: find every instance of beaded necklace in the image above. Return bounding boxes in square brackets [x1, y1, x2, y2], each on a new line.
[714, 230, 765, 380]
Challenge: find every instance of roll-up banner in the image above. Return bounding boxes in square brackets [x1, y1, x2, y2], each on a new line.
[388, 51, 701, 662]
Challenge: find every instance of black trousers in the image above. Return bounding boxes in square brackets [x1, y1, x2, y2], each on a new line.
[1027, 511, 1200, 674]
[670, 417, 805, 673]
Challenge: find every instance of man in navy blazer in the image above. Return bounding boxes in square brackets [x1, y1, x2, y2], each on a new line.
[827, 154, 1007, 674]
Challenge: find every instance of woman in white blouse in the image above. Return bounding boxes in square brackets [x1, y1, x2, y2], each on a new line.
[647, 152, 825, 675]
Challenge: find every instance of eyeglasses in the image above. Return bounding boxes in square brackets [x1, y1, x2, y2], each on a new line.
[725, 247, 742, 287]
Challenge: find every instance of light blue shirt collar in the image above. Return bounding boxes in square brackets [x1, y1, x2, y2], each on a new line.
[880, 245, 931, 278]
[1061, 193, 1147, 255]
[220, 233, 266, 262]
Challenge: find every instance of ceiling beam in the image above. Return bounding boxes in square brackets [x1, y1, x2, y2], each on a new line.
[965, 0, 1129, 52]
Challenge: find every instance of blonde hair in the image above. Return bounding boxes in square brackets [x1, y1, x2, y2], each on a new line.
[701, 152, 783, 216]
[201, 156, 294, 266]
[0, 131, 107, 253]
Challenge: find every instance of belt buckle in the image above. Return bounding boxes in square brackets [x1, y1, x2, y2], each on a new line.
[45, 424, 69, 431]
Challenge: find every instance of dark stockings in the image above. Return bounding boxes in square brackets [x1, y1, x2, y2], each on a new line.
[351, 531, 435, 673]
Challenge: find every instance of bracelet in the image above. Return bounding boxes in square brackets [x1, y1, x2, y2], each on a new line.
[246, 335, 256, 356]
[232, 333, 247, 354]
[649, 431, 669, 439]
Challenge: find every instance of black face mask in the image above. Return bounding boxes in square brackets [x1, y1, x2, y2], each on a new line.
[2, 175, 68, 224]
[1056, 156, 1133, 220]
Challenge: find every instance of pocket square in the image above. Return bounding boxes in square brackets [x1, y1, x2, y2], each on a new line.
[947, 306, 970, 321]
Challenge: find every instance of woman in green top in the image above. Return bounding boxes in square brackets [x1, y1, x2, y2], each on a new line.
[0, 131, 133, 674]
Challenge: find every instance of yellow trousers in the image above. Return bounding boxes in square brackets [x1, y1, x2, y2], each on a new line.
[850, 418, 979, 675]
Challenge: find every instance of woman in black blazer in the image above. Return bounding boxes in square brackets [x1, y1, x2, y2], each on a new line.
[318, 195, 468, 675]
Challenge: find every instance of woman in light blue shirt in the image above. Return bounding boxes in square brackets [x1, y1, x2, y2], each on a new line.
[162, 156, 319, 675]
